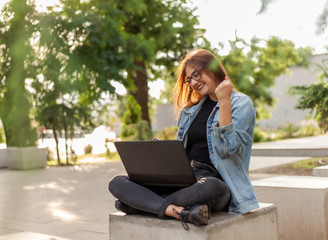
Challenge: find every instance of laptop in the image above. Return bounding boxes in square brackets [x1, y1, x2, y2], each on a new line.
[114, 140, 196, 188]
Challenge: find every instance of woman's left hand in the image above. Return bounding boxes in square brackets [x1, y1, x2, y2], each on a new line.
[215, 76, 233, 102]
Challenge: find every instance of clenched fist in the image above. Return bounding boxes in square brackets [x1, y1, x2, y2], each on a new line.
[215, 76, 233, 102]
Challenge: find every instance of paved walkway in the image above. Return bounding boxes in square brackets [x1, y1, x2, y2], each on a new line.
[0, 134, 327, 240]
[0, 161, 123, 240]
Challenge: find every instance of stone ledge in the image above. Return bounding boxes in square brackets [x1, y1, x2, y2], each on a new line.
[109, 203, 278, 240]
[252, 176, 328, 240]
[313, 165, 328, 177]
[251, 148, 328, 157]
[0, 149, 8, 168]
[7, 147, 46, 170]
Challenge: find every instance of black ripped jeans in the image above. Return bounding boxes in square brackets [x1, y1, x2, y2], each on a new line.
[108, 166, 231, 218]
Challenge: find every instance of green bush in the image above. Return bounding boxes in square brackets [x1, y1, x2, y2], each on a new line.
[253, 126, 267, 143]
[254, 121, 321, 143]
[121, 96, 152, 140]
[84, 144, 93, 154]
[121, 120, 153, 141]
[277, 123, 301, 139]
[122, 96, 141, 126]
[299, 121, 321, 136]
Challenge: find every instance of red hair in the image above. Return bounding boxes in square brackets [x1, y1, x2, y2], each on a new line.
[171, 49, 228, 112]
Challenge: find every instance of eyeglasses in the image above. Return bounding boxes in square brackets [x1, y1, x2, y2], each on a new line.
[184, 69, 202, 86]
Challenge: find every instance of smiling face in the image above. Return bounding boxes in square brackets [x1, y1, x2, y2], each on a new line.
[185, 65, 219, 101]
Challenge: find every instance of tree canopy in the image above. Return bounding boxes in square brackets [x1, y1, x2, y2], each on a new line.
[289, 67, 328, 132]
[221, 36, 302, 112]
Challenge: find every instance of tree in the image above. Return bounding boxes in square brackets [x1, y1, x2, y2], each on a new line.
[295, 47, 315, 67]
[30, 0, 143, 161]
[123, 0, 208, 127]
[37, 0, 208, 133]
[289, 71, 328, 132]
[35, 103, 92, 165]
[0, 0, 37, 147]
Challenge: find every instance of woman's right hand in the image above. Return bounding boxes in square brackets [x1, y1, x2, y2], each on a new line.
[215, 76, 233, 103]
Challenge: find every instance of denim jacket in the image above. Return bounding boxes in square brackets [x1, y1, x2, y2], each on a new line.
[176, 92, 259, 214]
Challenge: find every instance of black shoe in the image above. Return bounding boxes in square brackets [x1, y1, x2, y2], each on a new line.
[115, 200, 141, 215]
[173, 204, 211, 230]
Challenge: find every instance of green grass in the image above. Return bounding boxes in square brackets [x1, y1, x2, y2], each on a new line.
[252, 157, 328, 175]
[291, 157, 328, 170]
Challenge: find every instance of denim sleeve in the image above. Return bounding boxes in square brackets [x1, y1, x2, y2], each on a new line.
[212, 96, 256, 159]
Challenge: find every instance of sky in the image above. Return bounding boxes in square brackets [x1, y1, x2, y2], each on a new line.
[190, 0, 328, 55]
[1, 0, 327, 97]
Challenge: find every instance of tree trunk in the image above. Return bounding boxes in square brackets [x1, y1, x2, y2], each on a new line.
[64, 126, 69, 165]
[0, 0, 36, 147]
[130, 61, 151, 128]
[53, 128, 61, 165]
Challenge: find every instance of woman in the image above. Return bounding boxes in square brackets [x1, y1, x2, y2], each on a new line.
[109, 49, 259, 230]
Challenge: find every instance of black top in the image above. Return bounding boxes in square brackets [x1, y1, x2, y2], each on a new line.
[186, 97, 217, 167]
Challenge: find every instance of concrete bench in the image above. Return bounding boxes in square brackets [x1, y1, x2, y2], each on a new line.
[109, 203, 278, 240]
[313, 165, 328, 177]
[252, 176, 328, 240]
[7, 147, 46, 170]
[0, 148, 8, 168]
